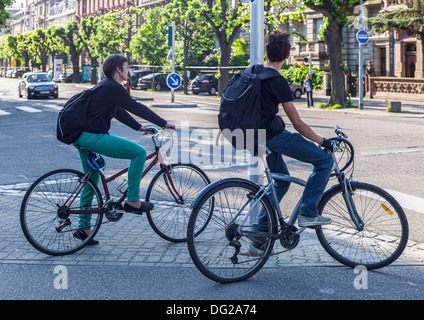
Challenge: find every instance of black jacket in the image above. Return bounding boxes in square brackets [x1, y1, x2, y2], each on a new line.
[84, 78, 167, 134]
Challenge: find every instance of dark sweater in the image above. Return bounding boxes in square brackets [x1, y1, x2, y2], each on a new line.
[83, 78, 167, 134]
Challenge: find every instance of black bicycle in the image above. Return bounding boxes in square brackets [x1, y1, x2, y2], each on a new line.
[187, 126, 409, 283]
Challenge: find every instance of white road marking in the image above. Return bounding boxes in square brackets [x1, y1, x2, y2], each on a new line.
[0, 110, 11, 116]
[16, 106, 42, 113]
[42, 104, 62, 111]
[385, 189, 424, 214]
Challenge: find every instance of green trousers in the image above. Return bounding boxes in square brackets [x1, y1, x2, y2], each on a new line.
[74, 132, 147, 229]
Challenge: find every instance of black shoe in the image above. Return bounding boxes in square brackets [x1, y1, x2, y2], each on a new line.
[124, 201, 154, 214]
[73, 229, 99, 246]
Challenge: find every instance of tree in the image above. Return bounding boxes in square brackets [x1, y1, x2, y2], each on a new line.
[0, 0, 14, 32]
[0, 35, 13, 66]
[198, 0, 249, 95]
[300, 0, 366, 107]
[162, 0, 213, 93]
[31, 28, 55, 72]
[79, 16, 100, 84]
[130, 7, 168, 66]
[53, 21, 84, 82]
[91, 11, 127, 63]
[370, 0, 424, 78]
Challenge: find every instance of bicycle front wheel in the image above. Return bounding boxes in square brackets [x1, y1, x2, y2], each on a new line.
[20, 169, 104, 255]
[145, 163, 210, 242]
[187, 179, 277, 283]
[316, 182, 409, 269]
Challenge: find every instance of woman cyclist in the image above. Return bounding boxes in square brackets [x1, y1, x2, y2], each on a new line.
[73, 54, 175, 245]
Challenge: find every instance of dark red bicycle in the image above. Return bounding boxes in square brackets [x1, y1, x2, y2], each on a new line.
[20, 127, 210, 255]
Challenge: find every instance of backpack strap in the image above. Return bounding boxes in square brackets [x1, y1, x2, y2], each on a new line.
[245, 65, 280, 81]
[257, 68, 280, 81]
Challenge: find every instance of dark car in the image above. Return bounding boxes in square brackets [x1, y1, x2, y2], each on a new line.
[59, 72, 73, 83]
[138, 73, 168, 91]
[18, 72, 58, 99]
[12, 69, 24, 78]
[130, 70, 152, 89]
[289, 82, 304, 99]
[190, 74, 218, 95]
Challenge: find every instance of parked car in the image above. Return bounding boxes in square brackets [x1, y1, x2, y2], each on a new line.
[59, 72, 73, 83]
[190, 74, 218, 95]
[130, 70, 152, 89]
[18, 72, 59, 99]
[11, 69, 24, 78]
[138, 73, 168, 91]
[6, 68, 16, 78]
[289, 82, 304, 99]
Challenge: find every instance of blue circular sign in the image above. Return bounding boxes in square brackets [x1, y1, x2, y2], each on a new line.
[166, 73, 182, 89]
[356, 29, 369, 45]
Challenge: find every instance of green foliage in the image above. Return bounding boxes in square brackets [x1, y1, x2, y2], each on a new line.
[130, 7, 168, 66]
[229, 38, 249, 66]
[280, 65, 324, 89]
[0, 0, 14, 31]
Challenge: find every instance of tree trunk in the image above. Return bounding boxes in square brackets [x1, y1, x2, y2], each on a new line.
[325, 21, 346, 107]
[218, 41, 231, 96]
[71, 54, 81, 83]
[91, 57, 98, 84]
[183, 37, 189, 94]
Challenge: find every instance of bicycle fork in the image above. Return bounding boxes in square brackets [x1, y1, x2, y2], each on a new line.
[341, 178, 364, 231]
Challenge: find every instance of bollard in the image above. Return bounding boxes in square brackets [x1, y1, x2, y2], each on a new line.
[387, 101, 401, 112]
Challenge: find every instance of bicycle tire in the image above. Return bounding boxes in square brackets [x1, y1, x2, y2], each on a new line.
[20, 169, 104, 255]
[145, 163, 210, 242]
[187, 179, 277, 283]
[316, 182, 409, 269]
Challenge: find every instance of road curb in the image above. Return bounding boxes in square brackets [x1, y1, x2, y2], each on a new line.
[150, 103, 197, 108]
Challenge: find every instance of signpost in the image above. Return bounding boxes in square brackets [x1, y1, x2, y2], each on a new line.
[168, 21, 176, 102]
[357, 0, 367, 110]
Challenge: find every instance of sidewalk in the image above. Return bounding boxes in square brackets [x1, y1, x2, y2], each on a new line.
[2, 181, 424, 268]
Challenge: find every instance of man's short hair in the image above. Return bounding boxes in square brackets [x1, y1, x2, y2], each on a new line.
[265, 31, 291, 63]
[103, 54, 128, 79]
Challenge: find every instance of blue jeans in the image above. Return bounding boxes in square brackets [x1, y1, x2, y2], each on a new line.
[253, 130, 334, 231]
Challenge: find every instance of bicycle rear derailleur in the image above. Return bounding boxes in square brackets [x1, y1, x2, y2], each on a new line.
[279, 225, 299, 250]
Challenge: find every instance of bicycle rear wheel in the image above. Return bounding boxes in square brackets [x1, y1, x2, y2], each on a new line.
[316, 182, 409, 269]
[145, 163, 210, 242]
[20, 169, 104, 255]
[187, 179, 277, 283]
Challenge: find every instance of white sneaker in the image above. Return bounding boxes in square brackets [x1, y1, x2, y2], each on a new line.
[298, 215, 332, 227]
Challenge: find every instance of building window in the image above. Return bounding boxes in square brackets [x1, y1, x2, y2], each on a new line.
[315, 18, 324, 40]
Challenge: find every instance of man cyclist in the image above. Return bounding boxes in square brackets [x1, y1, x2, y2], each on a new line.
[73, 54, 175, 245]
[250, 31, 337, 248]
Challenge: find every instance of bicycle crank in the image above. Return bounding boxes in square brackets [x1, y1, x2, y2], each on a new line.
[279, 225, 300, 250]
[105, 202, 124, 222]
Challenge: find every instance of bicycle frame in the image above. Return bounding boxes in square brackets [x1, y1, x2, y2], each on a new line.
[64, 147, 182, 216]
[235, 149, 363, 238]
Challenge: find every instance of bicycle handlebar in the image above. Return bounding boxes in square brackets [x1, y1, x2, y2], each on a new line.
[335, 125, 348, 139]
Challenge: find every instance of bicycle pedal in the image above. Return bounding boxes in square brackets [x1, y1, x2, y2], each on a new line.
[127, 210, 143, 216]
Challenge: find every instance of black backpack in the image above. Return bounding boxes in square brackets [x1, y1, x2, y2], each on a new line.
[218, 66, 279, 155]
[56, 84, 102, 144]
